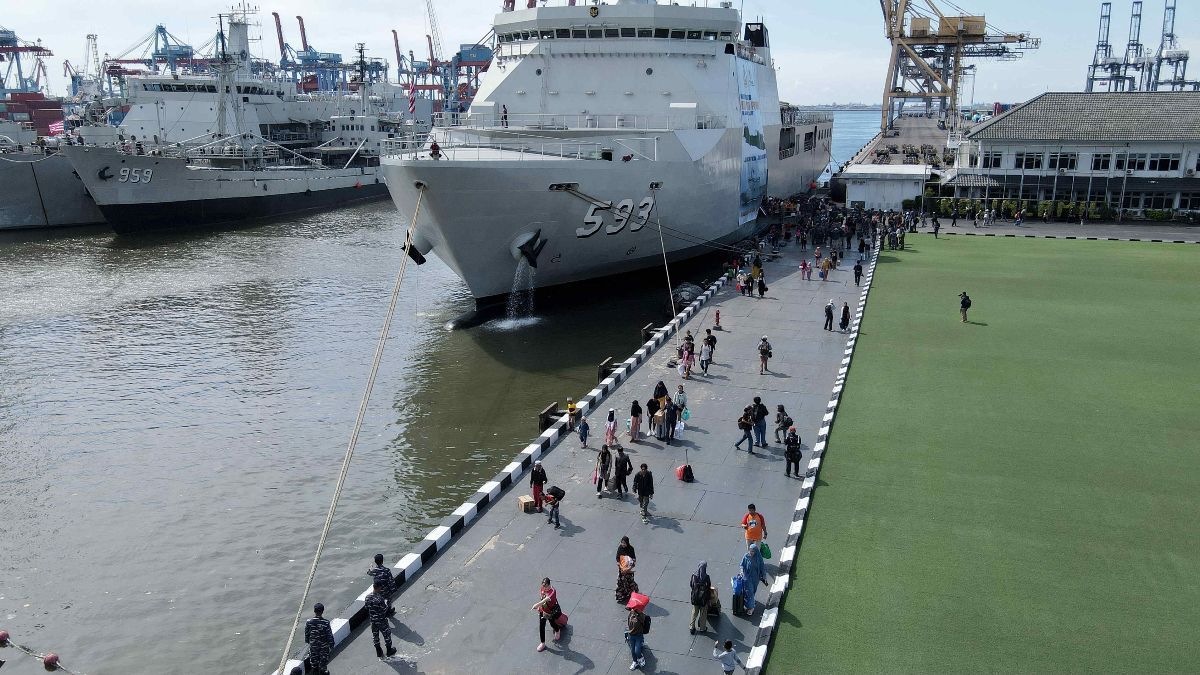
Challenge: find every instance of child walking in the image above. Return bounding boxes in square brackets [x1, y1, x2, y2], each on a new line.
[578, 417, 590, 448]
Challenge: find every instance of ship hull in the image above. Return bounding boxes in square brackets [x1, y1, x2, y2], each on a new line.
[62, 146, 388, 234]
[0, 153, 106, 230]
[383, 129, 763, 301]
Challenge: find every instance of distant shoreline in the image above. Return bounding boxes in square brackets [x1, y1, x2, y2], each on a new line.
[797, 106, 882, 112]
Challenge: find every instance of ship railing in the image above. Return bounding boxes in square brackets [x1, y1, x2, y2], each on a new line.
[383, 135, 663, 162]
[433, 111, 726, 132]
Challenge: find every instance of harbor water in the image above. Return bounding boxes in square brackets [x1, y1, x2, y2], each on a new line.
[0, 112, 879, 674]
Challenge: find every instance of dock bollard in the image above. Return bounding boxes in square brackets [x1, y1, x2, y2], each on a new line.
[641, 323, 656, 343]
[538, 402, 560, 431]
[597, 357, 616, 384]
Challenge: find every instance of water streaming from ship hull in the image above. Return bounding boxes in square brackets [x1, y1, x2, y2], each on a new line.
[493, 260, 539, 330]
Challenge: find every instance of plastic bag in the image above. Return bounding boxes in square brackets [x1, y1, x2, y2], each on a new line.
[626, 591, 650, 610]
[681, 408, 691, 421]
[760, 541, 772, 560]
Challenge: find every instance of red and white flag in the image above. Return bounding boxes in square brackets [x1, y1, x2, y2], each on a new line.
[48, 121, 65, 136]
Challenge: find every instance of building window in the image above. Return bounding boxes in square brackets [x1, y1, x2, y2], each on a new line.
[1091, 153, 1111, 171]
[1122, 191, 1174, 209]
[1048, 153, 1077, 170]
[981, 151, 1002, 168]
[1115, 153, 1147, 171]
[1147, 153, 1181, 171]
[1180, 193, 1200, 209]
[1015, 152, 1042, 170]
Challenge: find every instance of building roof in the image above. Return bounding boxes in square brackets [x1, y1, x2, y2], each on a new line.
[968, 91, 1200, 143]
[841, 164, 931, 179]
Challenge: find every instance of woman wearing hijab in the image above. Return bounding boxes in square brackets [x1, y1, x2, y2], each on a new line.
[604, 409, 617, 447]
[615, 536, 638, 604]
[740, 543, 766, 614]
[653, 380, 669, 409]
[595, 444, 612, 498]
[629, 399, 643, 441]
[840, 301, 851, 332]
[689, 561, 712, 634]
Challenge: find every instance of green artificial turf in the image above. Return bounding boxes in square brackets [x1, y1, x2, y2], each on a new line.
[768, 236, 1200, 673]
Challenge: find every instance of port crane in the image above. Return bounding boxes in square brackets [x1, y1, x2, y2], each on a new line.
[1086, 1, 1197, 91]
[0, 26, 54, 96]
[878, 0, 1039, 131]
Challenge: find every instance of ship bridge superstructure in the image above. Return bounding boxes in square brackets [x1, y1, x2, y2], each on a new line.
[455, 0, 779, 133]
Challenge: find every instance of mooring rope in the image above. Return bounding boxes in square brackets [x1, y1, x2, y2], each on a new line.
[274, 187, 426, 675]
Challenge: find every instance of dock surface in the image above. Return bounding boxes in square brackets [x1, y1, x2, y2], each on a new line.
[316, 236, 865, 674]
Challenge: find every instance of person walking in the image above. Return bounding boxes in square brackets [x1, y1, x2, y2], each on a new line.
[501, 104, 509, 128]
[699, 339, 713, 376]
[741, 504, 767, 550]
[734, 406, 754, 452]
[756, 275, 766, 298]
[366, 580, 397, 659]
[824, 299, 835, 331]
[616, 536, 638, 604]
[304, 603, 334, 675]
[703, 329, 717, 364]
[853, 260, 863, 286]
[959, 291, 972, 323]
[663, 399, 678, 445]
[713, 641, 743, 675]
[951, 208, 958, 227]
[800, 258, 811, 280]
[366, 554, 398, 616]
[566, 398, 578, 430]
[653, 380, 669, 409]
[625, 604, 648, 670]
[545, 488, 562, 529]
[840, 302, 851, 332]
[689, 561, 712, 635]
[578, 416, 590, 449]
[633, 463, 654, 523]
[773, 404, 793, 444]
[933, 219, 940, 238]
[645, 396, 660, 438]
[605, 409, 618, 447]
[757, 336, 772, 374]
[532, 577, 563, 652]
[613, 446, 633, 498]
[751, 396, 769, 448]
[681, 344, 695, 379]
[784, 427, 802, 477]
[530, 460, 548, 512]
[739, 543, 766, 615]
[629, 399, 643, 441]
[595, 445, 613, 498]
[858, 237, 867, 261]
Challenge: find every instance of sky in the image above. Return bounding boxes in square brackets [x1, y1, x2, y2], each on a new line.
[3, 0, 1192, 105]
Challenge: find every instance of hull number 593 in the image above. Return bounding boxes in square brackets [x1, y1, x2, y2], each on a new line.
[118, 168, 154, 184]
[576, 196, 655, 238]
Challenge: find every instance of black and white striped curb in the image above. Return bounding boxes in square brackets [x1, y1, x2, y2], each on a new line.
[744, 239, 881, 675]
[939, 230, 1200, 244]
[277, 276, 729, 674]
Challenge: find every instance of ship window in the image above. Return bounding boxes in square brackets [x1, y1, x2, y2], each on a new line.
[605, 28, 619, 38]
[804, 131, 814, 152]
[654, 28, 669, 38]
[572, 28, 587, 38]
[703, 31, 718, 40]
[621, 28, 636, 37]
[556, 28, 571, 38]
[540, 30, 554, 39]
[687, 30, 702, 40]
[588, 28, 602, 38]
[535, 68, 543, 75]
[207, 85, 217, 93]
[521, 31, 531, 40]
[719, 31, 734, 40]
[670, 30, 685, 39]
[237, 86, 243, 94]
[637, 28, 653, 38]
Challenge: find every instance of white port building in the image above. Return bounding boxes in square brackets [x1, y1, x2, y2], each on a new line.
[842, 164, 931, 211]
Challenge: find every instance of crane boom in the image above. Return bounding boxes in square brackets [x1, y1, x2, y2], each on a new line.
[425, 0, 444, 61]
[296, 16, 310, 52]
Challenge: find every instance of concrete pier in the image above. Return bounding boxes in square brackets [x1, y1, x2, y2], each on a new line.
[282, 232, 876, 675]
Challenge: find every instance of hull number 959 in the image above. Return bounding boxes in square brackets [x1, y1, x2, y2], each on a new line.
[118, 168, 154, 184]
[576, 196, 655, 238]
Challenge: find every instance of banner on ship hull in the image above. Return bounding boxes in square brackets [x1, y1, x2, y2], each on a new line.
[736, 58, 767, 226]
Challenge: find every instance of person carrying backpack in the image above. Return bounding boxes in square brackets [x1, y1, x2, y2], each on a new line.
[689, 561, 712, 634]
[734, 406, 754, 452]
[959, 291, 972, 323]
[773, 405, 793, 443]
[757, 336, 772, 374]
[625, 605, 648, 670]
[784, 427, 802, 477]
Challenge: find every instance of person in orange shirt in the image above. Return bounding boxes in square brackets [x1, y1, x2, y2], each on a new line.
[741, 504, 766, 549]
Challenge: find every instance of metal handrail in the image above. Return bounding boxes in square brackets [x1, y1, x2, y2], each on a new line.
[434, 111, 726, 131]
[382, 134, 659, 162]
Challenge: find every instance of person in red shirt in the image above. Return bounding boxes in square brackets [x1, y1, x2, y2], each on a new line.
[741, 504, 766, 549]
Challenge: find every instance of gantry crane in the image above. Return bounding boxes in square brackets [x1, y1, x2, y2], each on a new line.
[879, 0, 1039, 131]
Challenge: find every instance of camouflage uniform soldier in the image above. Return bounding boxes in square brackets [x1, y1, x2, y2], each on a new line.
[366, 553, 397, 616]
[304, 602, 334, 675]
[366, 580, 397, 659]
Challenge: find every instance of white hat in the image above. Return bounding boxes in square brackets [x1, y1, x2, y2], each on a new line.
[761, 335, 768, 340]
